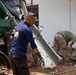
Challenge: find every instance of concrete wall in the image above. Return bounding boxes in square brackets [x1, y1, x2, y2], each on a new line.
[26, 0, 76, 46]
[71, 0, 76, 34]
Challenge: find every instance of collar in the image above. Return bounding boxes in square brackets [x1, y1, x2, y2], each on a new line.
[24, 22, 30, 27]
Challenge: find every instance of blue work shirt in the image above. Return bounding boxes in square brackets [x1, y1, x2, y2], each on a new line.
[10, 22, 37, 56]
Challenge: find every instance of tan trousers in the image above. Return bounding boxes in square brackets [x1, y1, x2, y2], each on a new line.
[53, 33, 69, 61]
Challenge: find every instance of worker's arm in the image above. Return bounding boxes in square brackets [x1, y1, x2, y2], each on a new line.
[33, 48, 42, 60]
[67, 41, 76, 57]
[25, 28, 42, 60]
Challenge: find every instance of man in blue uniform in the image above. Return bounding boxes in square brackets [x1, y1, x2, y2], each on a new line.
[9, 12, 41, 75]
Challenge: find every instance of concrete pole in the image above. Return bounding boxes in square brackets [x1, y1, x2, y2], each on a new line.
[31, 0, 33, 12]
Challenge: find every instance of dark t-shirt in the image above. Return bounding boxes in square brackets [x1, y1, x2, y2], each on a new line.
[10, 22, 37, 56]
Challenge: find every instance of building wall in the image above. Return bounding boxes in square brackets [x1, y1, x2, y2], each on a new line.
[26, 0, 76, 46]
[71, 0, 76, 34]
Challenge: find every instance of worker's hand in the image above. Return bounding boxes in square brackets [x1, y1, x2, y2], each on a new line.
[34, 52, 44, 68]
[71, 53, 76, 57]
[35, 52, 42, 61]
[33, 48, 44, 62]
[68, 41, 72, 46]
[67, 41, 76, 58]
[67, 41, 73, 50]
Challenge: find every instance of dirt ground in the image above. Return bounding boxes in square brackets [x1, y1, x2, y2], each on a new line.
[1, 64, 76, 75]
[29, 65, 76, 75]
[27, 50, 76, 75]
[1, 51, 76, 75]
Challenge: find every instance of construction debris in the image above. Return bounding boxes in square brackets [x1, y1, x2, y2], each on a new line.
[0, 66, 13, 75]
[49, 69, 65, 75]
